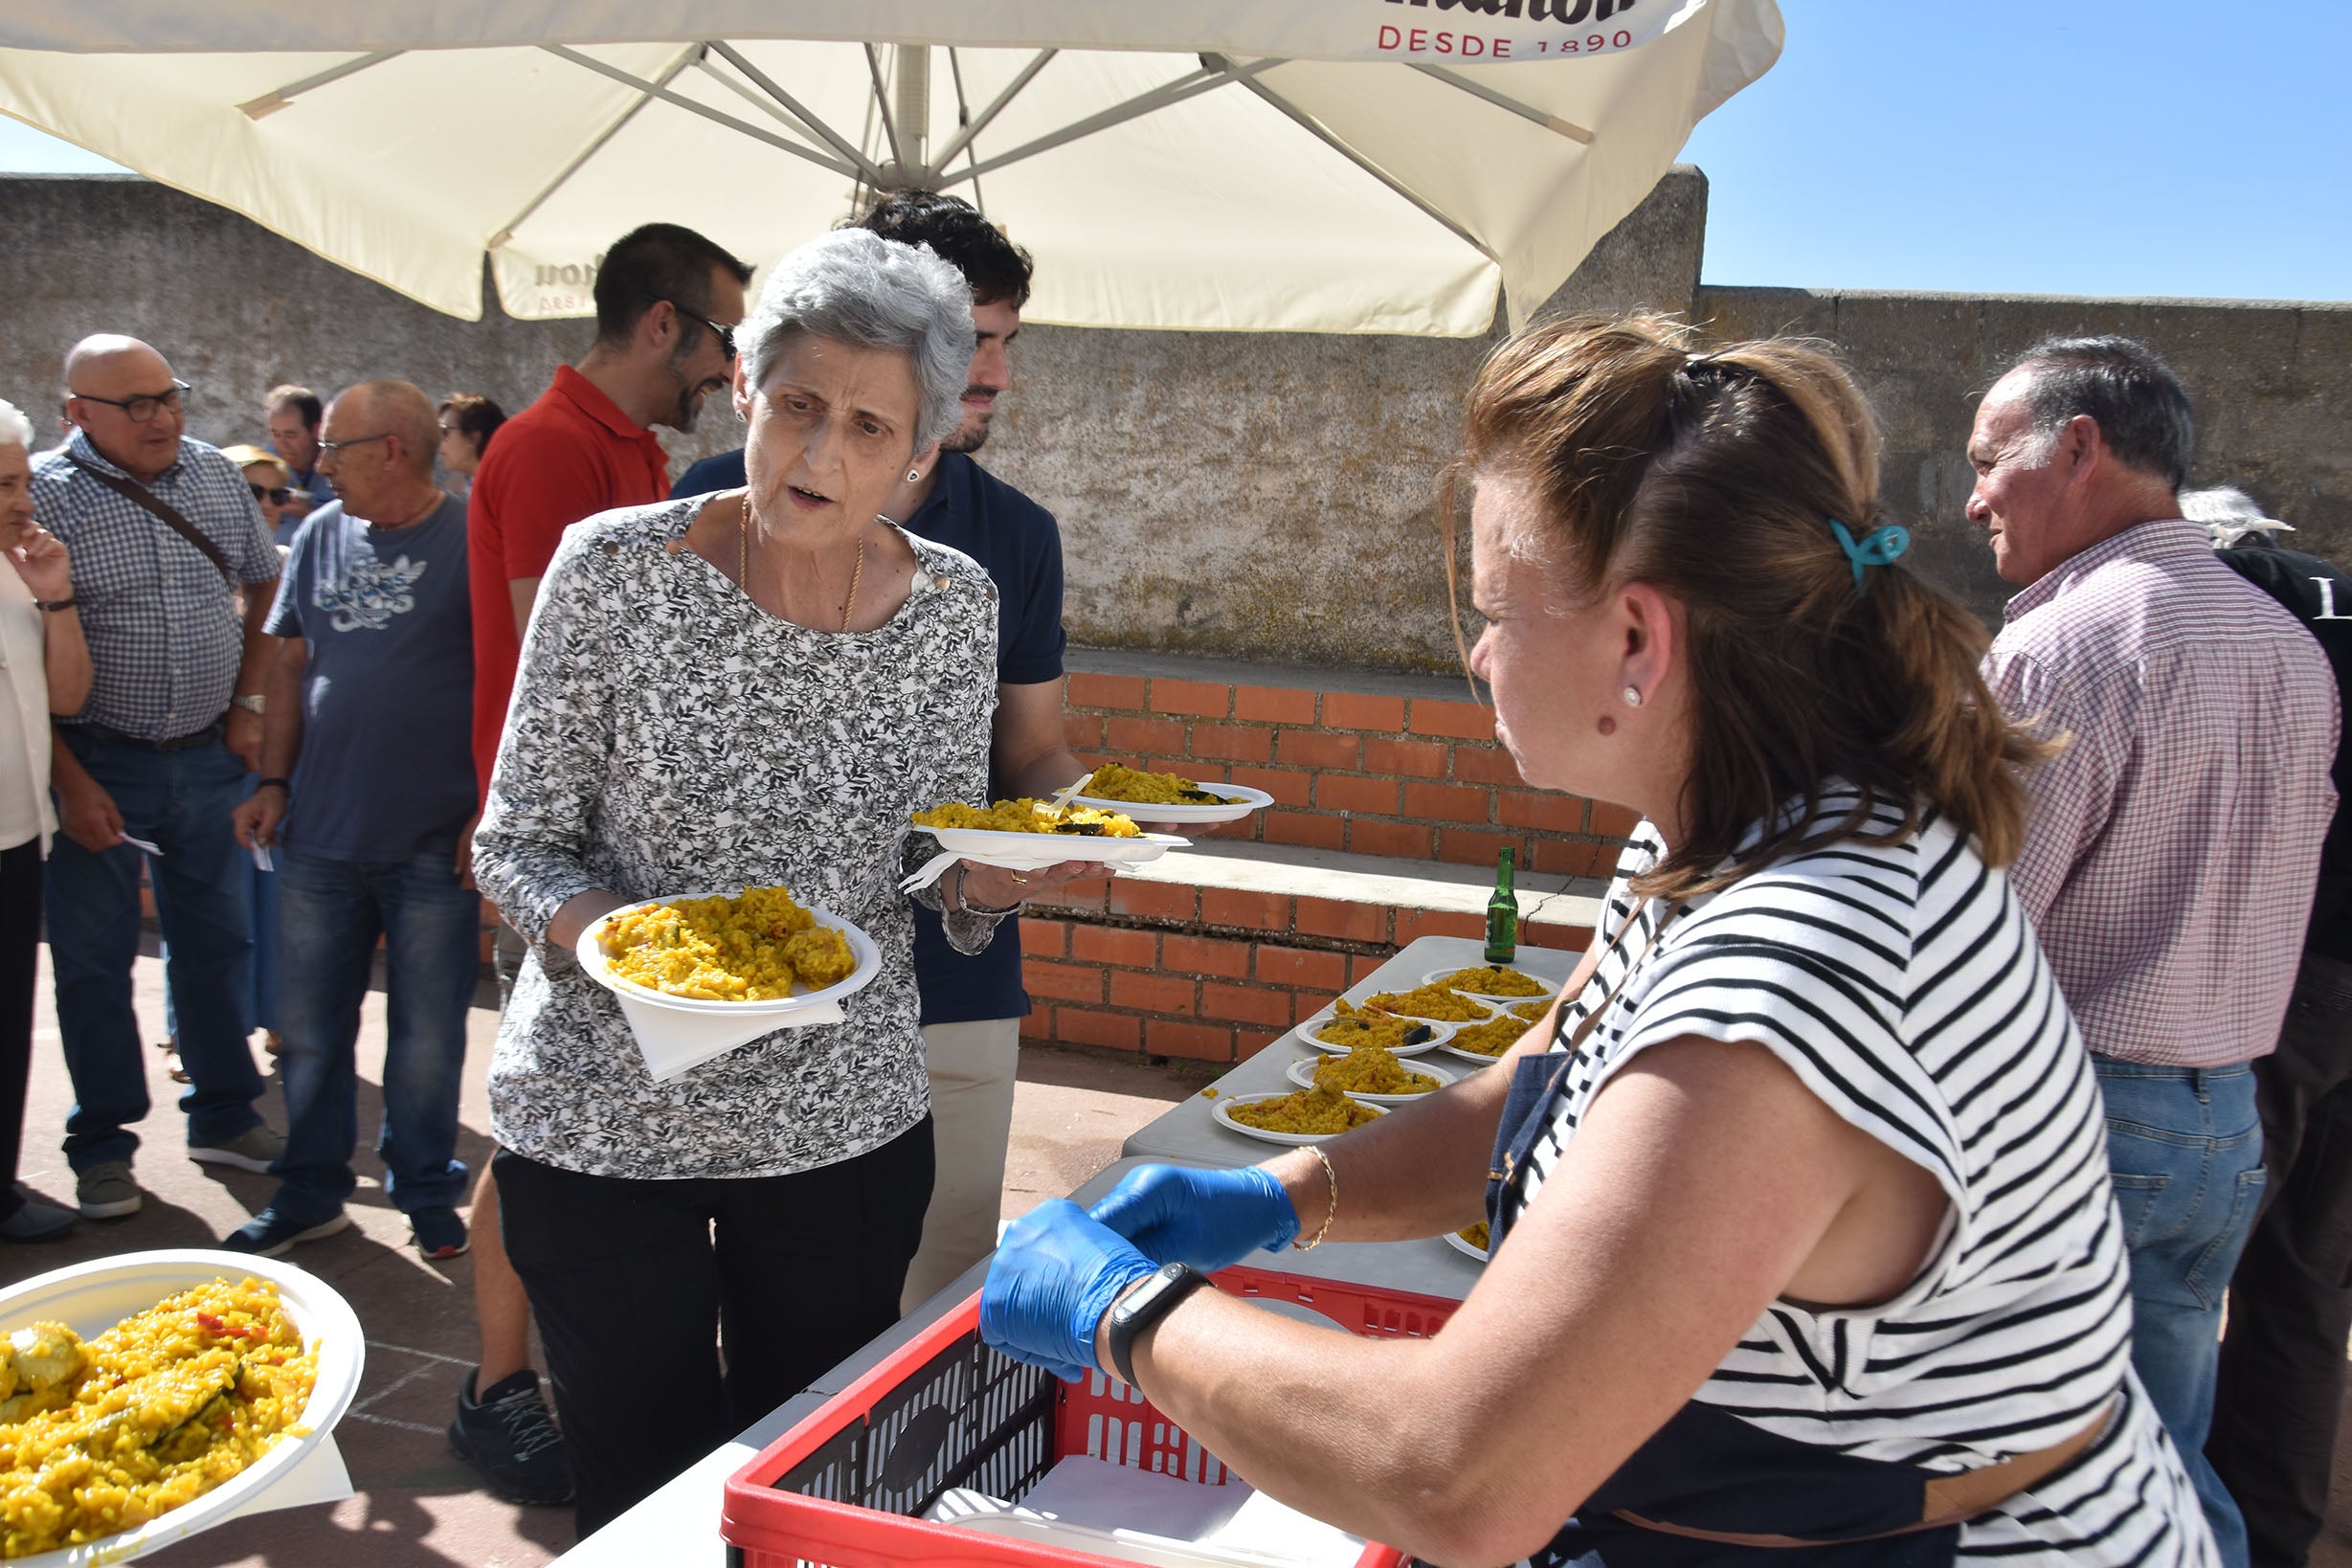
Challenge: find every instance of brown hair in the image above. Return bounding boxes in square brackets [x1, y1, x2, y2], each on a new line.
[437, 392, 507, 458]
[1444, 314, 2048, 901]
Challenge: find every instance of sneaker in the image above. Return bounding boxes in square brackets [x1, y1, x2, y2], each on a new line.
[410, 1206, 469, 1260]
[189, 1124, 287, 1174]
[222, 1206, 350, 1258]
[0, 1198, 78, 1242]
[450, 1368, 572, 1506]
[77, 1162, 142, 1220]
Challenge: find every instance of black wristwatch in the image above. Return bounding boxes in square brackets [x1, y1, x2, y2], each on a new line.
[256, 777, 292, 794]
[1104, 1263, 1209, 1388]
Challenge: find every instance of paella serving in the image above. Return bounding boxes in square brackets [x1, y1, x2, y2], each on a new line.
[0, 1279, 317, 1558]
[595, 885, 856, 1002]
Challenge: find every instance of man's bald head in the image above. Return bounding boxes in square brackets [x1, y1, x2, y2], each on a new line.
[63, 334, 173, 393]
[61, 334, 185, 483]
[330, 380, 440, 477]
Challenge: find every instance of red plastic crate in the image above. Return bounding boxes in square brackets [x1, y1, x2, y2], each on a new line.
[722, 1265, 1458, 1568]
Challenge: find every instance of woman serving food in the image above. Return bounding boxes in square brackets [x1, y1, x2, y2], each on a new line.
[471, 229, 1098, 1533]
[982, 317, 2216, 1566]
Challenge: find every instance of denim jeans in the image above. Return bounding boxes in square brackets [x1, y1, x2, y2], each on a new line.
[2094, 1055, 2265, 1568]
[161, 774, 279, 1037]
[45, 729, 265, 1171]
[270, 836, 478, 1221]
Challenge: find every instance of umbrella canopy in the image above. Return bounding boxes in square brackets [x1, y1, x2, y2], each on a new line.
[0, 1, 1781, 334]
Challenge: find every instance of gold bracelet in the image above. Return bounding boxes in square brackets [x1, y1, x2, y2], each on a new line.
[1291, 1145, 1338, 1251]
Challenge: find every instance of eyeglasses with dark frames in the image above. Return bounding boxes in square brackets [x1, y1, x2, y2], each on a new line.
[74, 380, 190, 424]
[316, 433, 393, 457]
[672, 303, 737, 361]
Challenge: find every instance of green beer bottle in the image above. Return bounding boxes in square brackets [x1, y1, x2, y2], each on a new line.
[1485, 848, 1520, 964]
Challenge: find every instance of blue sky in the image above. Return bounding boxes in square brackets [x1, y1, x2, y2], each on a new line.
[4, 2, 2346, 302]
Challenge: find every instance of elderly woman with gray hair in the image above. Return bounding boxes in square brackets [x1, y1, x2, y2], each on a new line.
[0, 399, 88, 1242]
[472, 229, 1088, 1528]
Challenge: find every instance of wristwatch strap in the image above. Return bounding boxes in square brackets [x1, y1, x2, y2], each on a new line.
[1106, 1262, 1208, 1388]
[34, 596, 76, 613]
[257, 777, 292, 794]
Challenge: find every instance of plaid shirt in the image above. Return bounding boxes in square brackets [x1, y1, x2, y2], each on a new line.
[1985, 518, 2340, 1067]
[29, 432, 279, 741]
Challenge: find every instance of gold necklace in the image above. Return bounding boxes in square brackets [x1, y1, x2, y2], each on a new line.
[739, 490, 868, 633]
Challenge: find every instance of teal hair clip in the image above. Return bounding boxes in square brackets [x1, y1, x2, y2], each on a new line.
[1828, 519, 1910, 593]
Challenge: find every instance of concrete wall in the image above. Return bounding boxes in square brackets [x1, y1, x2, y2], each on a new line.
[5, 170, 2345, 661]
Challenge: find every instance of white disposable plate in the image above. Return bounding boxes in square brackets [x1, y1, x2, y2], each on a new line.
[1417, 965, 1557, 1005]
[1065, 781, 1276, 825]
[1436, 1037, 1519, 1068]
[1285, 1053, 1457, 1105]
[1297, 1011, 1451, 1058]
[1359, 989, 1495, 1024]
[913, 824, 1187, 870]
[578, 890, 882, 1016]
[1209, 1092, 1386, 1147]
[0, 1249, 365, 1566]
[1445, 1228, 1492, 1264]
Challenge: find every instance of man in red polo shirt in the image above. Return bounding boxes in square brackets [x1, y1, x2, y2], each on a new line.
[454, 221, 749, 1508]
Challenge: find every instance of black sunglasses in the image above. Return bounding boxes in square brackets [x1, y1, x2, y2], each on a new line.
[249, 482, 292, 505]
[673, 303, 737, 360]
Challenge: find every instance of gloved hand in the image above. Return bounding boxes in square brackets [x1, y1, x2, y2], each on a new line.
[981, 1199, 1159, 1382]
[1089, 1163, 1300, 1270]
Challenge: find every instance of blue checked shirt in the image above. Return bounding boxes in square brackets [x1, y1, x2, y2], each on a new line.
[30, 432, 280, 741]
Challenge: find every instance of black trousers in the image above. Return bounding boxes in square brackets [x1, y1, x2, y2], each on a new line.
[2208, 952, 2352, 1568]
[495, 1117, 934, 1538]
[0, 840, 39, 1221]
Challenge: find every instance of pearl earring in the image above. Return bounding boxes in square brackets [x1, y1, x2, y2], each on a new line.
[907, 468, 922, 483]
[1623, 685, 1644, 708]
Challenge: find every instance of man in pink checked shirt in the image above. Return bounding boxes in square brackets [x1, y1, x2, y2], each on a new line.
[1972, 335, 2338, 1568]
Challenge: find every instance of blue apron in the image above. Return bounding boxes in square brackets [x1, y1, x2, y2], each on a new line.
[1478, 906, 2099, 1565]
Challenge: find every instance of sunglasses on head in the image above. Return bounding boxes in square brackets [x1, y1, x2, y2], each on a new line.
[249, 482, 292, 505]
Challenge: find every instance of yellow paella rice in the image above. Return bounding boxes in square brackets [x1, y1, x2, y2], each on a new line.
[1362, 983, 1493, 1022]
[1512, 1000, 1547, 1022]
[1448, 1012, 1536, 1057]
[1310, 998, 1435, 1053]
[1458, 1221, 1491, 1252]
[1432, 965, 1548, 997]
[1075, 763, 1227, 807]
[1311, 1044, 1441, 1097]
[0, 1277, 318, 1558]
[911, 800, 1142, 837]
[1227, 1083, 1383, 1136]
[598, 885, 849, 1000]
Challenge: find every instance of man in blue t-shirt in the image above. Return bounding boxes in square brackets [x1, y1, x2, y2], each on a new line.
[677, 194, 1093, 1309]
[229, 379, 479, 1263]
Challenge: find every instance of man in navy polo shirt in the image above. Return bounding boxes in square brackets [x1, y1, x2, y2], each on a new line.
[678, 192, 1086, 1309]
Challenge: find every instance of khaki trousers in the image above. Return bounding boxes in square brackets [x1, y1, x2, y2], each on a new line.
[900, 1017, 1021, 1313]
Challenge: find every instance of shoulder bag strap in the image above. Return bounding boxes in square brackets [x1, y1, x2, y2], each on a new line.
[64, 453, 236, 584]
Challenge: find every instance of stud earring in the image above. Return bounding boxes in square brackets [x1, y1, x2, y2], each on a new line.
[907, 468, 922, 483]
[1623, 685, 1644, 708]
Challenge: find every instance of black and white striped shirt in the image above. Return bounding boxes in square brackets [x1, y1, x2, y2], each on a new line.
[1514, 791, 2214, 1565]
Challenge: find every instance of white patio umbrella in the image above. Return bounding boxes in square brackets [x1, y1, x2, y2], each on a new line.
[0, 1, 1781, 335]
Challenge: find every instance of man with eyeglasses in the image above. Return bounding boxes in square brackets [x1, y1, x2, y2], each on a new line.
[28, 334, 286, 1225]
[455, 220, 749, 1509]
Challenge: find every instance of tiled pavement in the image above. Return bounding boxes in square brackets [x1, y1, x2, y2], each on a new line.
[1, 939, 1198, 1566]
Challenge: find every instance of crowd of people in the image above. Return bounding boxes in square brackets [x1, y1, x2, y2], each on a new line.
[0, 188, 2343, 1567]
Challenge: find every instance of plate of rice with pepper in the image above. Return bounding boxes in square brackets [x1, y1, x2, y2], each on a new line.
[1299, 999, 1453, 1058]
[0, 1250, 363, 1563]
[1064, 764, 1276, 825]
[910, 799, 1187, 870]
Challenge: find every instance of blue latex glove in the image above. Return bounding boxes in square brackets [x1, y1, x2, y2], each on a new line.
[1089, 1163, 1300, 1270]
[981, 1199, 1160, 1382]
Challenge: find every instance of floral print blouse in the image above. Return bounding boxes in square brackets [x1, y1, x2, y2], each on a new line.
[473, 497, 1002, 1179]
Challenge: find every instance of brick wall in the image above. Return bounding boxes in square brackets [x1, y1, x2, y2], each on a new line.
[1059, 670, 1638, 877]
[1018, 908, 1593, 1066]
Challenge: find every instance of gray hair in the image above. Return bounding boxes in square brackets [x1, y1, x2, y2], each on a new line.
[0, 398, 32, 451]
[2007, 335, 2196, 490]
[2182, 484, 2295, 550]
[742, 229, 974, 448]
